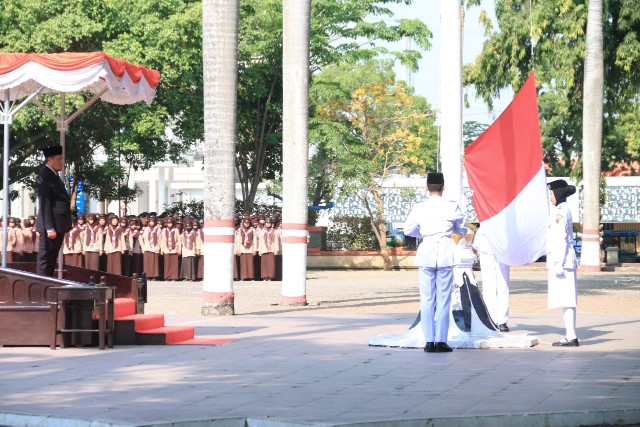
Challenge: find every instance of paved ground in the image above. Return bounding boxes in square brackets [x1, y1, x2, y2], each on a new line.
[1, 266, 639, 427]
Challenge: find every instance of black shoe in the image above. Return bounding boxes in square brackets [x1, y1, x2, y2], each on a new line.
[552, 338, 579, 347]
[434, 342, 453, 352]
[499, 323, 510, 332]
[424, 342, 435, 353]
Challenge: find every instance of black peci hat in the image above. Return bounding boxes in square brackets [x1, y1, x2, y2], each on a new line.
[42, 145, 63, 158]
[426, 172, 444, 185]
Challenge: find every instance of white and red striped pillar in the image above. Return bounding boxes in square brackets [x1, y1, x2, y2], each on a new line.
[580, 228, 602, 272]
[281, 0, 310, 306]
[201, 219, 236, 315]
[280, 223, 308, 305]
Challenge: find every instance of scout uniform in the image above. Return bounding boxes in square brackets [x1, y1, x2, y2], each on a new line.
[256, 217, 281, 281]
[180, 219, 198, 281]
[234, 214, 257, 280]
[21, 218, 37, 262]
[160, 217, 181, 280]
[82, 214, 103, 271]
[104, 215, 126, 275]
[63, 218, 84, 267]
[140, 216, 162, 280]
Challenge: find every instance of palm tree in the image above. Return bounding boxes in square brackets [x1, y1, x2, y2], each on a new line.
[280, 0, 311, 305]
[581, 0, 604, 272]
[201, 0, 240, 315]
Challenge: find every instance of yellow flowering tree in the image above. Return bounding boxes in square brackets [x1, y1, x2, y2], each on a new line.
[311, 60, 437, 269]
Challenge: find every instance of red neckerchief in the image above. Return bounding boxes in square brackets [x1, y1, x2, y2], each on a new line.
[85, 224, 100, 245]
[65, 225, 82, 249]
[265, 227, 274, 251]
[108, 224, 121, 248]
[241, 226, 254, 249]
[148, 225, 159, 246]
[183, 228, 196, 250]
[164, 227, 176, 249]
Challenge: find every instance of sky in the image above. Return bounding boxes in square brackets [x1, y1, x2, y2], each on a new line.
[385, 0, 513, 125]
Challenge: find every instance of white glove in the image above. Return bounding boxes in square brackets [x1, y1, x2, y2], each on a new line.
[554, 264, 565, 276]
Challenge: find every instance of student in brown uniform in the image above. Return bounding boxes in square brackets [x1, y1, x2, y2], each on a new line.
[180, 219, 198, 281]
[9, 217, 23, 262]
[21, 218, 37, 262]
[194, 219, 204, 281]
[274, 213, 283, 281]
[97, 214, 108, 271]
[63, 217, 84, 267]
[160, 217, 181, 280]
[104, 215, 126, 275]
[140, 216, 162, 280]
[1, 218, 17, 263]
[82, 214, 103, 270]
[257, 216, 281, 281]
[125, 218, 143, 277]
[234, 214, 258, 280]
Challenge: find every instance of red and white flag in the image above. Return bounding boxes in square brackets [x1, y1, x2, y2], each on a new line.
[464, 73, 549, 266]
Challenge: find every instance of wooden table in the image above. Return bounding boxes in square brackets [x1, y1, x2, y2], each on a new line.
[51, 285, 115, 350]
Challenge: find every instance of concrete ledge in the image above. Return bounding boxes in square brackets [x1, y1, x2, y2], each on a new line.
[3, 409, 639, 427]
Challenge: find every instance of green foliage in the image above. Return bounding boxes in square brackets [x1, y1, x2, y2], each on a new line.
[0, 0, 202, 201]
[311, 59, 438, 199]
[163, 197, 205, 219]
[463, 121, 489, 148]
[326, 215, 379, 251]
[464, 0, 640, 176]
[1, 0, 434, 218]
[236, 0, 433, 211]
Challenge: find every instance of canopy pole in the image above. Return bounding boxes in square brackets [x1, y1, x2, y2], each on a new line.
[1, 90, 10, 267]
[56, 93, 67, 279]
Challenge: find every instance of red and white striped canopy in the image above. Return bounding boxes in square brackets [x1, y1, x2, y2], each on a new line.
[0, 52, 160, 105]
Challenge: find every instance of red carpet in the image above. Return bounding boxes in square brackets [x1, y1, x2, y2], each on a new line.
[112, 298, 235, 346]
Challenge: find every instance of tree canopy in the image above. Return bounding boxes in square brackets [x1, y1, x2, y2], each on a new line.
[464, 0, 640, 176]
[1, 0, 433, 214]
[0, 0, 202, 209]
[235, 0, 433, 211]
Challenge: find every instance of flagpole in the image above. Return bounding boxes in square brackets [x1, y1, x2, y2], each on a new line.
[439, 0, 463, 206]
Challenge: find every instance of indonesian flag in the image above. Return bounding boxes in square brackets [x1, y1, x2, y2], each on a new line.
[464, 73, 549, 266]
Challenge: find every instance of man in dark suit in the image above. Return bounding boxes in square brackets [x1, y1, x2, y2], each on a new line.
[35, 145, 72, 277]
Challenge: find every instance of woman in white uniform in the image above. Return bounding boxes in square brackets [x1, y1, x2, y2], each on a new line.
[547, 180, 579, 347]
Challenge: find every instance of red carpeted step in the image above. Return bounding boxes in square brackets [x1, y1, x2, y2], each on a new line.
[138, 326, 195, 344]
[117, 313, 165, 331]
[114, 298, 137, 318]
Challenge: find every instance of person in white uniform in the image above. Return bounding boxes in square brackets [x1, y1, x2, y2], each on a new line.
[473, 226, 511, 332]
[547, 179, 579, 347]
[404, 173, 468, 353]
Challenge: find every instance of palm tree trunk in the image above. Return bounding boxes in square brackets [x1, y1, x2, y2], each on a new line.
[581, 0, 604, 272]
[201, 0, 240, 315]
[281, 0, 311, 306]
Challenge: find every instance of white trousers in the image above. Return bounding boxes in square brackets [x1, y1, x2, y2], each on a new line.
[419, 266, 453, 342]
[479, 252, 510, 325]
